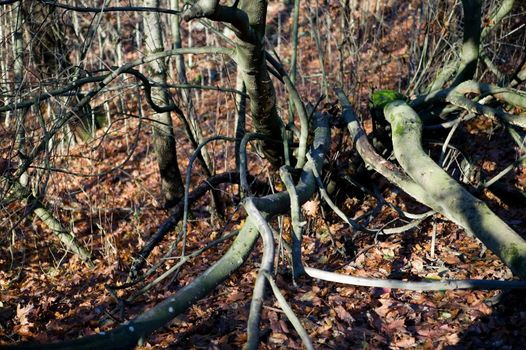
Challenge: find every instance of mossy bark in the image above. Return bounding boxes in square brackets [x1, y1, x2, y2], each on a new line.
[385, 100, 526, 278]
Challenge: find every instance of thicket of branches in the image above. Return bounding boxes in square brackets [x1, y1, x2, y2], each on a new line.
[1, 0, 526, 348]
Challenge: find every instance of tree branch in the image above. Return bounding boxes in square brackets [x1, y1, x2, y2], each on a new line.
[384, 100, 526, 278]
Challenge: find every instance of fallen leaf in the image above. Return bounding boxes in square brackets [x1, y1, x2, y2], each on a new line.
[302, 200, 319, 217]
[393, 335, 416, 348]
[335, 305, 353, 323]
[16, 304, 34, 325]
[446, 333, 460, 345]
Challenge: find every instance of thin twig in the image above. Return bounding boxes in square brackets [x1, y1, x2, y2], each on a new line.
[263, 272, 314, 350]
[305, 153, 369, 233]
[40, 0, 182, 15]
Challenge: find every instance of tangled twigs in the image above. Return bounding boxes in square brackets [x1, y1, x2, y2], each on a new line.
[1, 114, 329, 349]
[129, 171, 254, 278]
[305, 152, 367, 234]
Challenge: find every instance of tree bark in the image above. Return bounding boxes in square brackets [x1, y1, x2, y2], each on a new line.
[5, 110, 330, 350]
[143, 0, 185, 207]
[452, 0, 483, 86]
[384, 100, 526, 278]
[182, 0, 285, 166]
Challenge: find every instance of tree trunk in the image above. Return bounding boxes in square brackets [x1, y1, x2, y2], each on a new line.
[182, 0, 285, 167]
[143, 0, 185, 207]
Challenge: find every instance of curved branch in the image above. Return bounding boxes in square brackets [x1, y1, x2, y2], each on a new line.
[0, 75, 104, 113]
[411, 80, 526, 128]
[179, 136, 235, 256]
[335, 89, 439, 212]
[244, 198, 275, 350]
[239, 132, 281, 196]
[182, 0, 253, 42]
[182, 1, 286, 166]
[481, 0, 516, 39]
[266, 53, 309, 168]
[11, 46, 233, 180]
[6, 114, 329, 350]
[384, 100, 526, 278]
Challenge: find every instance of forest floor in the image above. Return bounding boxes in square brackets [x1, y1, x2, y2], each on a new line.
[1, 1, 526, 349]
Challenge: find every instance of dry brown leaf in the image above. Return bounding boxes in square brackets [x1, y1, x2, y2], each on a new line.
[335, 305, 353, 323]
[445, 333, 460, 345]
[393, 335, 416, 348]
[302, 200, 319, 217]
[374, 299, 393, 318]
[16, 303, 34, 325]
[13, 323, 34, 337]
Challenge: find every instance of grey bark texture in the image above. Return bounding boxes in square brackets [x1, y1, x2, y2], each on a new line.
[143, 0, 185, 207]
[182, 0, 285, 166]
[384, 100, 526, 278]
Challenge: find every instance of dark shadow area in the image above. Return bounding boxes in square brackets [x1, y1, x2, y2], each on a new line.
[450, 290, 526, 349]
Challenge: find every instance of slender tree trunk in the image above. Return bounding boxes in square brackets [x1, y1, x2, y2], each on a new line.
[452, 0, 482, 86]
[183, 0, 285, 167]
[234, 70, 247, 170]
[12, 0, 27, 181]
[233, 2, 284, 166]
[171, 0, 214, 172]
[0, 9, 10, 126]
[144, 0, 185, 207]
[288, 0, 300, 124]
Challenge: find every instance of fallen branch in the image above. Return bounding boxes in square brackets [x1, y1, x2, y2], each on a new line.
[305, 267, 526, 291]
[129, 171, 260, 277]
[5, 109, 329, 350]
[335, 89, 441, 214]
[384, 100, 526, 278]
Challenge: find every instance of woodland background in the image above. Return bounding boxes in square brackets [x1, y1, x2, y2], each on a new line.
[0, 0, 526, 349]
